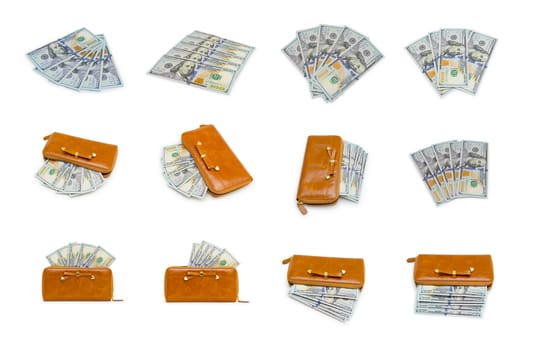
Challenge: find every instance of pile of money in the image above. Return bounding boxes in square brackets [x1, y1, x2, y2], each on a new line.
[282, 24, 383, 102]
[340, 140, 367, 203]
[149, 30, 254, 94]
[161, 143, 207, 199]
[27, 28, 122, 91]
[416, 285, 487, 317]
[411, 140, 488, 204]
[188, 241, 239, 267]
[406, 29, 497, 95]
[46, 242, 115, 267]
[36, 159, 105, 197]
[288, 284, 360, 322]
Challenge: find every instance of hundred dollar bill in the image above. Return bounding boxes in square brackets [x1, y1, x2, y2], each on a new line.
[150, 55, 238, 94]
[315, 27, 367, 72]
[411, 150, 447, 204]
[438, 28, 468, 87]
[313, 38, 383, 102]
[46, 249, 66, 266]
[27, 28, 102, 71]
[190, 174, 208, 199]
[63, 166, 83, 195]
[162, 144, 193, 166]
[421, 146, 452, 200]
[406, 34, 448, 95]
[433, 141, 456, 197]
[189, 30, 255, 51]
[459, 140, 488, 197]
[428, 31, 450, 95]
[164, 162, 199, 189]
[99, 41, 123, 89]
[172, 42, 246, 65]
[79, 47, 105, 91]
[87, 246, 115, 267]
[450, 140, 463, 196]
[297, 26, 320, 79]
[79, 243, 98, 267]
[59, 43, 104, 90]
[36, 159, 66, 189]
[166, 47, 240, 72]
[68, 242, 82, 266]
[282, 38, 306, 77]
[417, 284, 486, 297]
[339, 141, 352, 196]
[315, 24, 345, 72]
[182, 35, 251, 59]
[289, 284, 358, 322]
[36, 46, 96, 84]
[416, 306, 482, 317]
[461, 31, 497, 94]
[210, 249, 239, 267]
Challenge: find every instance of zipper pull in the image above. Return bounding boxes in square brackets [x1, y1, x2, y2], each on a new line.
[297, 201, 307, 215]
[406, 257, 416, 263]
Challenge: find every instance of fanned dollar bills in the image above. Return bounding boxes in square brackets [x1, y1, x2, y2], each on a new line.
[340, 140, 367, 203]
[46, 242, 115, 267]
[288, 284, 360, 322]
[27, 28, 122, 91]
[188, 241, 239, 267]
[411, 140, 488, 204]
[406, 29, 496, 95]
[282, 24, 383, 102]
[161, 143, 208, 199]
[36, 159, 105, 196]
[149, 30, 254, 94]
[415, 285, 487, 317]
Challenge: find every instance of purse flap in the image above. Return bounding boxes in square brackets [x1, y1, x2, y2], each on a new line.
[409, 254, 494, 287]
[283, 255, 364, 289]
[296, 135, 343, 213]
[42, 266, 114, 301]
[42, 132, 118, 176]
[181, 125, 252, 195]
[164, 266, 239, 302]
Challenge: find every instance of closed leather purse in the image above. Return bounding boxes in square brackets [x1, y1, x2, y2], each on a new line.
[282, 255, 365, 289]
[164, 266, 239, 302]
[296, 135, 343, 214]
[42, 132, 118, 177]
[181, 124, 252, 195]
[42, 266, 114, 301]
[407, 254, 494, 288]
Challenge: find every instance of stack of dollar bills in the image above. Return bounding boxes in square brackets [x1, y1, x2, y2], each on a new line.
[161, 143, 208, 199]
[282, 24, 383, 102]
[411, 140, 488, 205]
[149, 30, 254, 94]
[406, 29, 497, 95]
[416, 285, 487, 317]
[46, 242, 115, 267]
[27, 27, 122, 91]
[36, 159, 105, 197]
[288, 284, 360, 322]
[340, 140, 367, 203]
[188, 241, 239, 267]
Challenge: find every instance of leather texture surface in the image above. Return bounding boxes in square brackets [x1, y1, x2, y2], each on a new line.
[182, 124, 252, 195]
[410, 254, 493, 287]
[164, 266, 239, 302]
[284, 254, 364, 289]
[42, 266, 114, 301]
[42, 132, 118, 177]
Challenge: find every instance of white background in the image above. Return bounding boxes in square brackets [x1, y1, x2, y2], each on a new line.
[0, 0, 532, 348]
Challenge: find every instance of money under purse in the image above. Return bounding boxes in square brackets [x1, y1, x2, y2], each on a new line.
[42, 132, 118, 177]
[296, 135, 343, 214]
[283, 254, 365, 289]
[181, 124, 252, 195]
[164, 266, 239, 302]
[42, 266, 114, 301]
[407, 254, 494, 287]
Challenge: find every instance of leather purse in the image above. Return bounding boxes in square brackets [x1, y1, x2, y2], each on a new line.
[282, 255, 365, 289]
[164, 266, 239, 302]
[407, 254, 494, 288]
[296, 135, 343, 214]
[181, 124, 252, 195]
[42, 266, 114, 301]
[42, 132, 118, 177]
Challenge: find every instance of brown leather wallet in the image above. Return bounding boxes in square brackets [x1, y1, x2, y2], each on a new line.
[182, 124, 252, 195]
[164, 266, 239, 302]
[296, 135, 343, 214]
[42, 132, 118, 177]
[407, 254, 494, 288]
[283, 255, 365, 289]
[42, 266, 114, 301]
